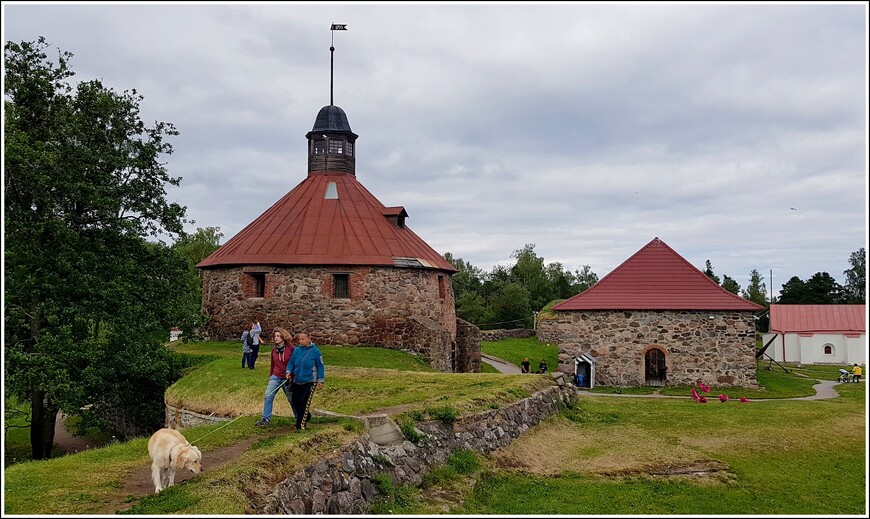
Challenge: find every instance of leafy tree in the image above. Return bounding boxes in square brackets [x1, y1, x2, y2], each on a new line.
[721, 275, 741, 295]
[573, 265, 599, 293]
[803, 272, 843, 303]
[843, 247, 866, 303]
[509, 244, 550, 311]
[443, 252, 484, 302]
[455, 292, 489, 325]
[171, 226, 223, 337]
[486, 282, 532, 330]
[777, 276, 808, 304]
[778, 272, 844, 304]
[704, 260, 721, 284]
[545, 261, 575, 299]
[174, 226, 223, 271]
[4, 38, 194, 458]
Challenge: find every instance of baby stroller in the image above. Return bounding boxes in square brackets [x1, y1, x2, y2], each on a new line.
[837, 368, 851, 383]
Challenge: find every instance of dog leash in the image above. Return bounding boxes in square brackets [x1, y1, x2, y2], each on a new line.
[187, 379, 290, 445]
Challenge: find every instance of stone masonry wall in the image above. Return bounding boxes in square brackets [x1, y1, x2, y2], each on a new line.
[260, 385, 576, 514]
[201, 265, 463, 371]
[538, 310, 758, 388]
[479, 328, 537, 342]
[455, 318, 481, 373]
[164, 403, 232, 429]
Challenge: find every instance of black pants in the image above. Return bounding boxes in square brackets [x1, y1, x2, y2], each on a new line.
[249, 344, 260, 368]
[290, 382, 315, 429]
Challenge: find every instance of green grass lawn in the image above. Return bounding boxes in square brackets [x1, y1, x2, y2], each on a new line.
[5, 340, 866, 515]
[3, 415, 362, 515]
[450, 381, 866, 515]
[481, 337, 559, 372]
[165, 342, 550, 417]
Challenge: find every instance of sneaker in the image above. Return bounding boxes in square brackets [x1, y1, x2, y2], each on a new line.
[254, 418, 270, 427]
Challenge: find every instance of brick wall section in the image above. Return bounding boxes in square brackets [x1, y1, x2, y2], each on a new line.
[538, 310, 758, 388]
[260, 385, 576, 514]
[201, 265, 475, 372]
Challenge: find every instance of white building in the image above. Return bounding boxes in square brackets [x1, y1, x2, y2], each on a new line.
[762, 304, 866, 365]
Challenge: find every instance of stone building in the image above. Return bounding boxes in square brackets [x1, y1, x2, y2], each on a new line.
[538, 237, 763, 387]
[196, 99, 480, 373]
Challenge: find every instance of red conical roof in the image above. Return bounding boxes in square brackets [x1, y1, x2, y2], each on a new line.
[553, 237, 763, 311]
[196, 172, 457, 272]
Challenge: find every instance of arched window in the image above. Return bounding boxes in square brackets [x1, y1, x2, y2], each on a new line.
[823, 344, 834, 355]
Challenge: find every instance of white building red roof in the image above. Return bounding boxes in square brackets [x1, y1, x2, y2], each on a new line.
[769, 304, 866, 335]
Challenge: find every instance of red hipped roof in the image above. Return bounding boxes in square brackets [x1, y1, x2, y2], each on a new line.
[769, 304, 866, 335]
[553, 237, 763, 311]
[196, 173, 456, 272]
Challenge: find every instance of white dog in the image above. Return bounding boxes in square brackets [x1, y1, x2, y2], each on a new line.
[147, 428, 203, 493]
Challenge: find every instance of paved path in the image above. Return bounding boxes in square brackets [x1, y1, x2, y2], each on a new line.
[481, 353, 522, 374]
[574, 378, 851, 401]
[480, 353, 850, 402]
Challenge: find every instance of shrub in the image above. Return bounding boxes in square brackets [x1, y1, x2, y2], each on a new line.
[446, 449, 479, 474]
[398, 420, 424, 444]
[372, 472, 393, 495]
[426, 405, 459, 424]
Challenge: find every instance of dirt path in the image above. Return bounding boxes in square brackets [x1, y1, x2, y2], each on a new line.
[108, 424, 295, 514]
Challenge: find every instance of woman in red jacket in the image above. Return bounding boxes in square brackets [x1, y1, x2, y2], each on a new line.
[254, 328, 295, 427]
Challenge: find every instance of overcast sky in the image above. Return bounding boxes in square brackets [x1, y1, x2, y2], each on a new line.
[3, 2, 868, 297]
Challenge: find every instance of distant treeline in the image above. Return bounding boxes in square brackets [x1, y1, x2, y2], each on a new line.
[443, 245, 866, 331]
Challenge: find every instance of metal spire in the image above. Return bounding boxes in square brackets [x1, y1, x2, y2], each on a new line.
[330, 23, 347, 106]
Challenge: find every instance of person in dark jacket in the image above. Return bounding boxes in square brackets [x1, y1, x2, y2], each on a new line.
[241, 323, 254, 368]
[520, 357, 531, 373]
[537, 358, 548, 374]
[254, 328, 294, 427]
[285, 333, 325, 431]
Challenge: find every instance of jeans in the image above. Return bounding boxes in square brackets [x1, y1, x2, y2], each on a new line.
[261, 375, 291, 421]
[250, 344, 260, 368]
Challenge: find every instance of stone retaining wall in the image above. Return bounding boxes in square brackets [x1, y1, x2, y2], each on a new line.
[479, 328, 537, 342]
[165, 403, 232, 429]
[260, 384, 575, 514]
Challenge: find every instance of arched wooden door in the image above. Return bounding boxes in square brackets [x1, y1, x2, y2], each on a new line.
[645, 349, 667, 386]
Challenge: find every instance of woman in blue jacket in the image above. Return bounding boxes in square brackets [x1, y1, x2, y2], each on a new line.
[284, 333, 324, 431]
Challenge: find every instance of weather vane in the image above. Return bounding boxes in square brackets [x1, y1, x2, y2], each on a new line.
[330, 23, 347, 106]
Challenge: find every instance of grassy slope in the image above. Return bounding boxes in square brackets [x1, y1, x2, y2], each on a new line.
[5, 340, 865, 515]
[166, 342, 550, 417]
[481, 337, 559, 372]
[3, 342, 550, 515]
[455, 382, 866, 515]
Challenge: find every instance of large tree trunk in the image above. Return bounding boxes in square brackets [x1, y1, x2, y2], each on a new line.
[30, 391, 59, 460]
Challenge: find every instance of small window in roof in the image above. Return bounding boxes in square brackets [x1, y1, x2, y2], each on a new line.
[393, 257, 423, 268]
[325, 181, 338, 199]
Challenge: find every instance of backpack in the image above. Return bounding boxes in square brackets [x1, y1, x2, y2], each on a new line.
[241, 330, 252, 351]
